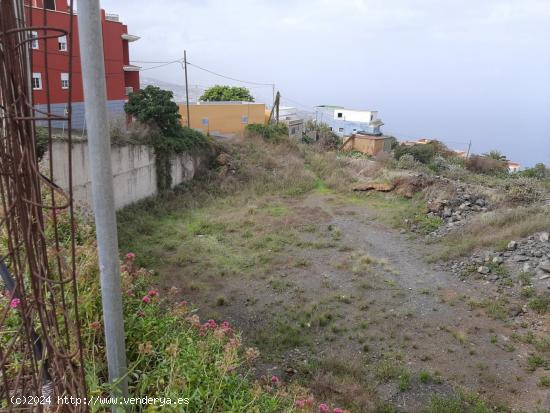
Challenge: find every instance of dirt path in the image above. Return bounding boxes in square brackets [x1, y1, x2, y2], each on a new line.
[159, 192, 549, 412]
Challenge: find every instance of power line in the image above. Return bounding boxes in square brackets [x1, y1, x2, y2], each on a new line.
[186, 61, 274, 87]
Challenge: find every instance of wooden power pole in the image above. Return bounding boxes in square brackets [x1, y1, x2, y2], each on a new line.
[184, 50, 190, 127]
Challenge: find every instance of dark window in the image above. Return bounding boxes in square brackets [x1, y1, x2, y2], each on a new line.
[44, 0, 56, 10]
[337, 112, 343, 118]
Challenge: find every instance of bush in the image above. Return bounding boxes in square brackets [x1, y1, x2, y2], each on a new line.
[396, 154, 418, 169]
[245, 123, 288, 141]
[520, 163, 549, 179]
[393, 141, 450, 164]
[505, 177, 544, 204]
[35, 126, 49, 159]
[466, 155, 508, 175]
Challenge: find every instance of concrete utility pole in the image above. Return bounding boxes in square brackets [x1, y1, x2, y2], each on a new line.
[77, 0, 128, 400]
[184, 50, 190, 127]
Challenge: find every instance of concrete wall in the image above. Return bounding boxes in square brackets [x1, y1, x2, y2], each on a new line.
[49, 140, 209, 211]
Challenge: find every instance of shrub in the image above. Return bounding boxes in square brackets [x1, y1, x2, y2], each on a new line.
[466, 155, 508, 175]
[245, 123, 288, 141]
[505, 177, 544, 204]
[396, 153, 418, 169]
[35, 126, 49, 159]
[520, 163, 549, 179]
[394, 143, 436, 164]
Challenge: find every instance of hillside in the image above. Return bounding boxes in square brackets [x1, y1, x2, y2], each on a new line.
[117, 133, 550, 412]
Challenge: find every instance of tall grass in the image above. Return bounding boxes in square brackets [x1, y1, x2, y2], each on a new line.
[433, 205, 550, 260]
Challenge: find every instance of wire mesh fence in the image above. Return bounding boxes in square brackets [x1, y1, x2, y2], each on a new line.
[0, 0, 87, 411]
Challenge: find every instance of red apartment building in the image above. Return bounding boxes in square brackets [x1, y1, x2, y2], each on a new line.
[25, 0, 140, 129]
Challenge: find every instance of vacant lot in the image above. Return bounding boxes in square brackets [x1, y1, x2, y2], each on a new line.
[119, 138, 550, 412]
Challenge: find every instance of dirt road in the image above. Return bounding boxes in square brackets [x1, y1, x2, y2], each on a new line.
[157, 192, 549, 412]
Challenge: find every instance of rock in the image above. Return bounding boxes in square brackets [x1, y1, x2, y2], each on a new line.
[540, 273, 550, 280]
[442, 207, 452, 218]
[475, 198, 485, 206]
[540, 232, 549, 243]
[353, 182, 395, 192]
[515, 256, 530, 262]
[458, 202, 471, 210]
[522, 263, 532, 272]
[492, 256, 504, 265]
[507, 241, 518, 251]
[478, 266, 491, 274]
[538, 261, 550, 273]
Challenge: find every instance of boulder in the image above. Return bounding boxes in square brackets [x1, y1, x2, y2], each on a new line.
[492, 256, 504, 265]
[353, 182, 395, 192]
[478, 266, 491, 274]
[538, 261, 550, 273]
[507, 240, 518, 251]
[540, 232, 549, 243]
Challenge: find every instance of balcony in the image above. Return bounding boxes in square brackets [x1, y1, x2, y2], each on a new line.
[121, 34, 140, 42]
[123, 64, 141, 72]
[105, 13, 119, 22]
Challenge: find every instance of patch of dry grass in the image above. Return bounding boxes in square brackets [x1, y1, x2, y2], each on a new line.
[432, 205, 550, 260]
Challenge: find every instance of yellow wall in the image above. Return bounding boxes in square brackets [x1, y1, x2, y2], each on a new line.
[342, 135, 388, 156]
[178, 103, 266, 135]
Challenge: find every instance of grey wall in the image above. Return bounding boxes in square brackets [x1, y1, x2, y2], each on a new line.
[48, 140, 209, 211]
[34, 100, 126, 130]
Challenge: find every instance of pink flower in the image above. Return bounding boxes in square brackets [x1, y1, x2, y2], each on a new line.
[178, 300, 188, 307]
[319, 403, 329, 413]
[142, 295, 151, 304]
[10, 298, 20, 309]
[147, 289, 158, 297]
[295, 399, 306, 408]
[333, 409, 344, 413]
[125, 252, 135, 261]
[271, 375, 279, 384]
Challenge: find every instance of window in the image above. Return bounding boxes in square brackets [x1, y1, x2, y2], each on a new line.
[60, 73, 69, 89]
[201, 118, 209, 125]
[337, 112, 343, 118]
[241, 115, 248, 124]
[31, 31, 39, 49]
[291, 127, 296, 134]
[44, 0, 56, 10]
[32, 73, 42, 90]
[338, 127, 344, 132]
[58, 35, 67, 51]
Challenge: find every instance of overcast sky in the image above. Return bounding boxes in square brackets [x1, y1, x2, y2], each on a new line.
[100, 0, 550, 166]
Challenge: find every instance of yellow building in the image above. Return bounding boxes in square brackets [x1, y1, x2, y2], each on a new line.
[178, 101, 266, 137]
[341, 133, 393, 156]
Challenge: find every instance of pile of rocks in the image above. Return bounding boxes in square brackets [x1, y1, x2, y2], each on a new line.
[427, 190, 489, 224]
[444, 232, 550, 287]
[425, 188, 490, 238]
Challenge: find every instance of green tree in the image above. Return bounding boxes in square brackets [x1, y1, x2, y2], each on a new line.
[200, 85, 254, 102]
[483, 150, 508, 161]
[124, 85, 181, 135]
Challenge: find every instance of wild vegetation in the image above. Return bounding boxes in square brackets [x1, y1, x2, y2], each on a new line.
[199, 85, 255, 102]
[117, 127, 550, 412]
[124, 85, 210, 190]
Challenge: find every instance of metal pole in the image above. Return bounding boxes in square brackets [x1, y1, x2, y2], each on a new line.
[77, 0, 128, 400]
[466, 140, 472, 159]
[184, 50, 190, 127]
